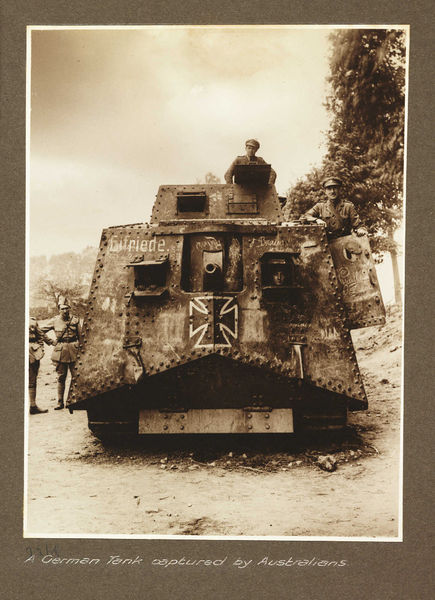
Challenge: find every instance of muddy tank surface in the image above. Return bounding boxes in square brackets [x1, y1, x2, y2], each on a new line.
[66, 163, 385, 439]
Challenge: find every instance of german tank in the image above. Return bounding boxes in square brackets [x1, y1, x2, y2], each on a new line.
[67, 163, 385, 438]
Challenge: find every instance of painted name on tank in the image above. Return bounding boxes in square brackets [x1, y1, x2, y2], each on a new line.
[109, 236, 166, 253]
[247, 236, 299, 250]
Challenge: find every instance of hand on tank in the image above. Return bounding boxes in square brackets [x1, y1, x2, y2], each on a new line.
[316, 218, 326, 226]
[299, 216, 320, 225]
[355, 227, 367, 236]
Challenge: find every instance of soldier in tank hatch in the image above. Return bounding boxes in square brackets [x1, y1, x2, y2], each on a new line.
[43, 298, 81, 410]
[302, 176, 367, 239]
[28, 317, 54, 414]
[224, 139, 277, 184]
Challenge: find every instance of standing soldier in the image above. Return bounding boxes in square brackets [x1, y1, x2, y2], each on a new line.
[29, 317, 54, 414]
[224, 139, 277, 184]
[44, 299, 81, 410]
[302, 176, 367, 239]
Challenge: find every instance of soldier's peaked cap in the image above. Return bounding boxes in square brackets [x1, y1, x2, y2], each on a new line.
[245, 138, 260, 149]
[322, 176, 342, 188]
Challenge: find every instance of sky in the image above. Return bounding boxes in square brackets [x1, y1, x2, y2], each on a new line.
[29, 26, 332, 253]
[28, 25, 403, 302]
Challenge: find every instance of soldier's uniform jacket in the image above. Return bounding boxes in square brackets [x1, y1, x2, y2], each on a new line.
[224, 155, 277, 184]
[29, 317, 53, 364]
[44, 315, 81, 363]
[303, 199, 362, 239]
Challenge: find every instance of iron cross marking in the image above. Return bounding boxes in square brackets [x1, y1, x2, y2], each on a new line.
[189, 296, 238, 349]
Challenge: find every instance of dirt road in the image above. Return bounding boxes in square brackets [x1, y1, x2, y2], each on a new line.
[25, 309, 402, 538]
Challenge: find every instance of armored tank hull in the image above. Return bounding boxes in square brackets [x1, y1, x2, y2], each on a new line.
[67, 177, 385, 438]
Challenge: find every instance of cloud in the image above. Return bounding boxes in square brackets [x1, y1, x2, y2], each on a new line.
[30, 26, 332, 255]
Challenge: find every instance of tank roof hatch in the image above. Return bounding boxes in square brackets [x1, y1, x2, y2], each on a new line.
[233, 163, 271, 185]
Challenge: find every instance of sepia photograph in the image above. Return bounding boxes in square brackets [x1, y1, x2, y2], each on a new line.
[26, 25, 406, 540]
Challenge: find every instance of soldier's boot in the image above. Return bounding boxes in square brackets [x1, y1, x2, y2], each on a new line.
[30, 405, 49, 414]
[54, 381, 65, 410]
[29, 387, 48, 415]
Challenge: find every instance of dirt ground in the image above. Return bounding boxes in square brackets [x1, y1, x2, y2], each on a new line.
[25, 307, 402, 538]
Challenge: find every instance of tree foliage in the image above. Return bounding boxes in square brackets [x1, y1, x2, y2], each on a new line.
[327, 29, 405, 185]
[286, 29, 406, 258]
[196, 172, 221, 184]
[30, 247, 98, 318]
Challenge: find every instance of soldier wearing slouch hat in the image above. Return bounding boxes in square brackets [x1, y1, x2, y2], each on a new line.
[43, 297, 81, 410]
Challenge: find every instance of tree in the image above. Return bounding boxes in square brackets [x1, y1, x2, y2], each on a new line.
[33, 277, 85, 313]
[196, 172, 221, 184]
[325, 29, 405, 305]
[326, 30, 405, 185]
[30, 247, 98, 318]
[286, 29, 405, 305]
[284, 167, 324, 220]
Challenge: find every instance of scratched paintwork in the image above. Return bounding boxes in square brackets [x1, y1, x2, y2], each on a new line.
[68, 182, 385, 436]
[328, 236, 386, 328]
